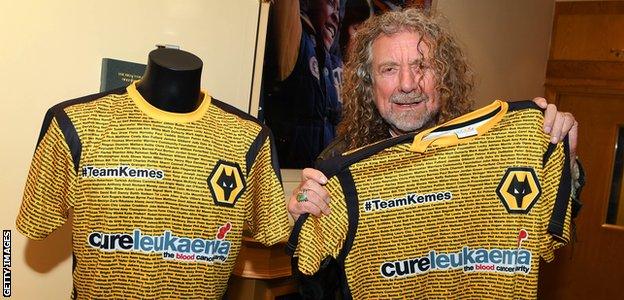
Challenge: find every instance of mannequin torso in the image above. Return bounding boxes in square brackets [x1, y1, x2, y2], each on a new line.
[136, 48, 203, 113]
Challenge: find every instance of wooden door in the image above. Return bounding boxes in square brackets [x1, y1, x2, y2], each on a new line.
[550, 2, 624, 62]
[538, 87, 624, 299]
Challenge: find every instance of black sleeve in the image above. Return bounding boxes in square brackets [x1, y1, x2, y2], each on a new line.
[293, 257, 342, 300]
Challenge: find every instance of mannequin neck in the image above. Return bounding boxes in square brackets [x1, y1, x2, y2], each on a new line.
[136, 48, 203, 113]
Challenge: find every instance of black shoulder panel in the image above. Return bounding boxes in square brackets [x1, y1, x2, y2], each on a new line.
[37, 87, 126, 173]
[547, 135, 572, 240]
[506, 100, 541, 112]
[211, 98, 283, 182]
[336, 169, 358, 300]
[316, 135, 349, 162]
[315, 134, 415, 178]
[246, 126, 267, 176]
[211, 98, 261, 124]
[37, 87, 126, 146]
[245, 125, 283, 183]
[335, 169, 359, 263]
[543, 142, 557, 168]
[285, 213, 309, 256]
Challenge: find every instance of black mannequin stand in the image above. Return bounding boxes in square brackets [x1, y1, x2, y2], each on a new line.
[136, 48, 203, 113]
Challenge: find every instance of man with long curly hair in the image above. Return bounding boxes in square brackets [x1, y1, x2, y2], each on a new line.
[288, 8, 579, 220]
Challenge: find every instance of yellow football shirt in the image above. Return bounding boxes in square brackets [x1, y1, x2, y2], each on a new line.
[290, 100, 573, 299]
[17, 82, 290, 299]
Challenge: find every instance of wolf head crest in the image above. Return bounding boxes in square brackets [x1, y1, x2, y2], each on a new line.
[208, 160, 246, 207]
[496, 167, 541, 214]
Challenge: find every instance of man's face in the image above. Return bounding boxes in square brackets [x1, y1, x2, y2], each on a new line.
[311, 0, 340, 51]
[371, 31, 442, 135]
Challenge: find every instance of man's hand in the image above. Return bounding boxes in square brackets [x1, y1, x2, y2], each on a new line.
[532, 97, 578, 160]
[288, 168, 332, 220]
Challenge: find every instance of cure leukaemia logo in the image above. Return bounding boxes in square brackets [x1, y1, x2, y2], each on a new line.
[88, 223, 233, 263]
[381, 230, 532, 278]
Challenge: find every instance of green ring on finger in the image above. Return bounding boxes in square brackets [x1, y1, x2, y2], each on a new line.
[296, 189, 309, 202]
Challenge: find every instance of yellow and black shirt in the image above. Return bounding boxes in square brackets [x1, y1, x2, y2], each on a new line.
[17, 82, 290, 299]
[288, 100, 573, 299]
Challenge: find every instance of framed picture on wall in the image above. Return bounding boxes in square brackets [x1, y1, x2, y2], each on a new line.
[258, 0, 434, 169]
